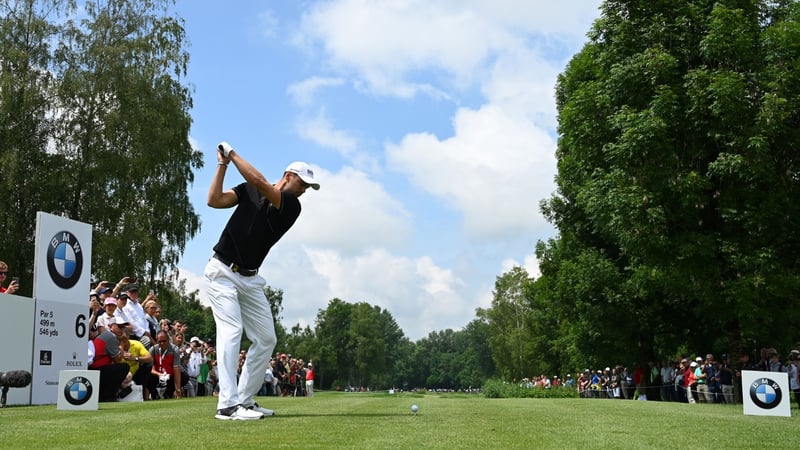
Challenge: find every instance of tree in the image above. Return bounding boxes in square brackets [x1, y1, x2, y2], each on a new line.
[312, 298, 409, 390]
[0, 0, 201, 295]
[0, 0, 74, 294]
[477, 267, 536, 380]
[540, 0, 800, 365]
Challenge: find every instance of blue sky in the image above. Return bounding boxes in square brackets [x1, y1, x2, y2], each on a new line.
[173, 0, 603, 340]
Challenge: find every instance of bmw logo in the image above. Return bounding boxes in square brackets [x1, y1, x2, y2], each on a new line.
[47, 231, 83, 289]
[64, 376, 93, 405]
[749, 377, 782, 409]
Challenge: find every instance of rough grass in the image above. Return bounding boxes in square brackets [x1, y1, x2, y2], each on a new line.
[0, 391, 796, 449]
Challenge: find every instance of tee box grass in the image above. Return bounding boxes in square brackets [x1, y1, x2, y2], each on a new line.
[0, 391, 796, 448]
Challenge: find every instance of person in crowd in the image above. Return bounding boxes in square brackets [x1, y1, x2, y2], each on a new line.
[787, 350, 800, 410]
[172, 333, 191, 394]
[565, 373, 575, 389]
[648, 361, 661, 401]
[590, 370, 602, 398]
[159, 318, 172, 335]
[122, 283, 153, 347]
[578, 369, 592, 398]
[734, 351, 754, 403]
[170, 320, 183, 341]
[117, 291, 150, 347]
[703, 354, 718, 403]
[199, 341, 215, 396]
[756, 347, 772, 371]
[305, 362, 315, 397]
[717, 353, 735, 404]
[767, 349, 785, 372]
[694, 356, 709, 403]
[0, 261, 19, 294]
[186, 337, 207, 397]
[684, 361, 697, 403]
[261, 359, 275, 396]
[237, 350, 247, 381]
[675, 359, 687, 403]
[88, 291, 104, 334]
[147, 330, 182, 399]
[89, 316, 130, 401]
[118, 333, 154, 400]
[142, 299, 160, 339]
[660, 360, 676, 402]
[620, 366, 633, 399]
[96, 297, 120, 333]
[632, 364, 646, 400]
[609, 367, 621, 399]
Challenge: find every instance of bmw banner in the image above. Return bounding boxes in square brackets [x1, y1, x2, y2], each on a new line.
[31, 212, 92, 405]
[741, 370, 791, 417]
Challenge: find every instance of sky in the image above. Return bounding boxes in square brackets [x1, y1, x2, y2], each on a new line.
[172, 0, 604, 341]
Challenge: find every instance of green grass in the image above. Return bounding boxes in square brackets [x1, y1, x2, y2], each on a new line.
[0, 392, 796, 449]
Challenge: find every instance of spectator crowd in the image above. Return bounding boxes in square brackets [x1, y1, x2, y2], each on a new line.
[84, 277, 315, 402]
[530, 349, 800, 409]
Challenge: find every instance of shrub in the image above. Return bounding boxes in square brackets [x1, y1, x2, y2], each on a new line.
[482, 379, 580, 399]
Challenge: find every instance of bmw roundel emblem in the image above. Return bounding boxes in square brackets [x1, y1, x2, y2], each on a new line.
[47, 231, 83, 289]
[749, 377, 782, 409]
[64, 376, 93, 405]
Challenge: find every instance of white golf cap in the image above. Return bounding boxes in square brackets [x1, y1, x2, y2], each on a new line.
[285, 161, 320, 190]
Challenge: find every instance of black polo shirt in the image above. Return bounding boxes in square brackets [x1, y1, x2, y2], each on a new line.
[212, 182, 301, 270]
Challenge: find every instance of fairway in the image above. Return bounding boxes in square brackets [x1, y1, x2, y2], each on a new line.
[0, 392, 796, 448]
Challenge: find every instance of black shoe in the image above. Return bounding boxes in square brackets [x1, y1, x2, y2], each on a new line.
[118, 386, 133, 399]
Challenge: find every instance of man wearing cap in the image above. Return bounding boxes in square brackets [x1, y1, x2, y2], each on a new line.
[205, 141, 319, 421]
[694, 356, 710, 403]
[685, 360, 698, 403]
[89, 316, 130, 401]
[119, 285, 152, 347]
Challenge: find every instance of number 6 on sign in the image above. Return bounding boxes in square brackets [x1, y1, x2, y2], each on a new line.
[75, 314, 86, 338]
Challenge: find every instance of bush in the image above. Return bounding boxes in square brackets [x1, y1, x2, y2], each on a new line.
[482, 379, 580, 399]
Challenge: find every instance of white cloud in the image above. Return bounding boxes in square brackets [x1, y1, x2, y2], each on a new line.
[282, 165, 412, 255]
[501, 253, 541, 279]
[258, 9, 279, 39]
[287, 76, 345, 106]
[294, 108, 358, 156]
[295, 0, 601, 97]
[175, 244, 480, 341]
[387, 104, 556, 240]
[177, 267, 209, 307]
[300, 247, 475, 339]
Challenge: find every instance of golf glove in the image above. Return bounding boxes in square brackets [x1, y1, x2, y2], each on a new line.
[218, 141, 234, 158]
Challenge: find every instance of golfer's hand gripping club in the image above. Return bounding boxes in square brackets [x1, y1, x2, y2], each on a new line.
[218, 141, 234, 158]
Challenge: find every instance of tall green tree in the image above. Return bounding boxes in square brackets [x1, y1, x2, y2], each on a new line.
[0, 0, 74, 293]
[477, 267, 536, 380]
[540, 0, 800, 364]
[313, 298, 409, 390]
[0, 0, 201, 295]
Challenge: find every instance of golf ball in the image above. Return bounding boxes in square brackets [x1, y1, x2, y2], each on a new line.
[411, 404, 419, 413]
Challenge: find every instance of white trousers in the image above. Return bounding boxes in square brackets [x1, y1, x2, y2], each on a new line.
[306, 379, 314, 396]
[205, 257, 276, 410]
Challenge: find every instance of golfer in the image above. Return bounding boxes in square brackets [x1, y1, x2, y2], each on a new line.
[205, 141, 319, 420]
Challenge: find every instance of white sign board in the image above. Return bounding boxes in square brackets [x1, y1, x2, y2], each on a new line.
[56, 370, 99, 411]
[741, 370, 791, 417]
[0, 293, 35, 406]
[31, 212, 92, 405]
